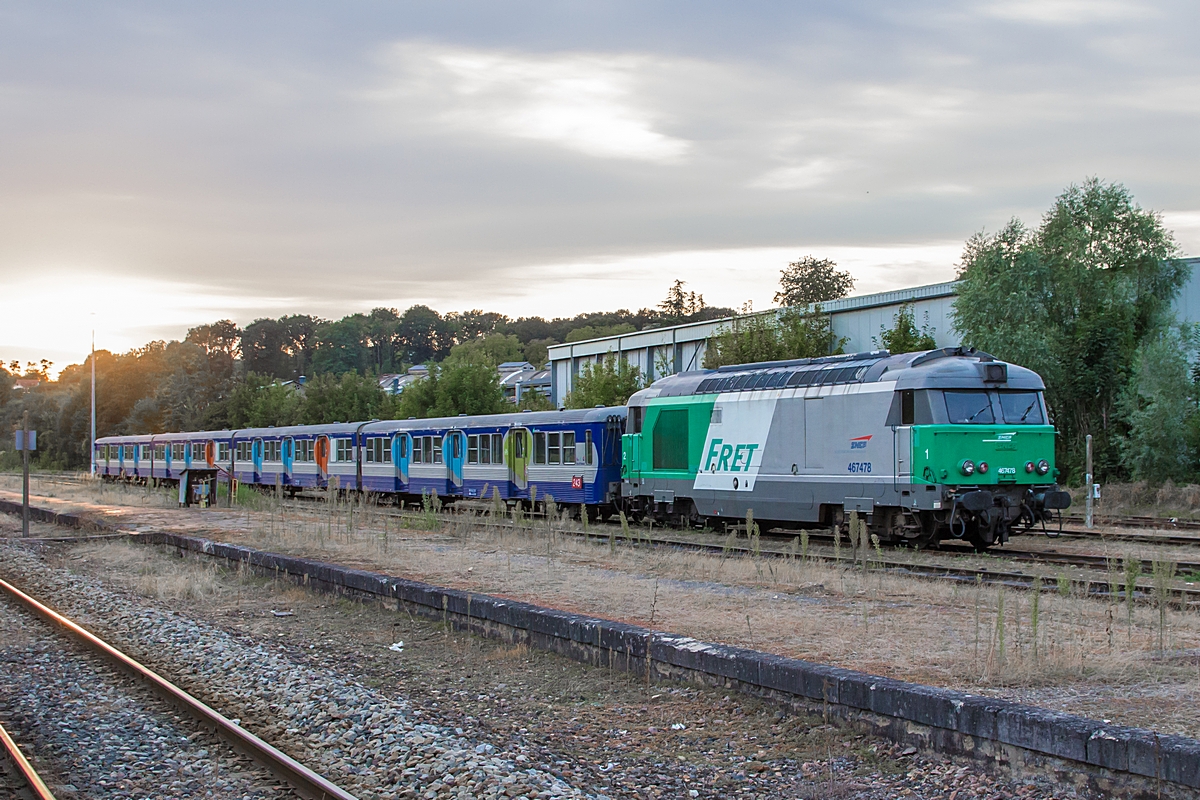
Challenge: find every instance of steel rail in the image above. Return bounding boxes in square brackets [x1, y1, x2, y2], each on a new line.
[0, 721, 56, 800]
[0, 577, 358, 800]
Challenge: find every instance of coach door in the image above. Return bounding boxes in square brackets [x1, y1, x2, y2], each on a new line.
[506, 427, 531, 491]
[315, 436, 330, 481]
[393, 433, 410, 486]
[445, 430, 465, 488]
[282, 437, 294, 482]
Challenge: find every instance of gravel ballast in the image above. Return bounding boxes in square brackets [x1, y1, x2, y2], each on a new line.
[0, 536, 1081, 799]
[0, 594, 286, 799]
[0, 542, 588, 800]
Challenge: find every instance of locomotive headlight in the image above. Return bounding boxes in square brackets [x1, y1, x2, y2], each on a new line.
[1025, 461, 1035, 473]
[978, 461, 989, 474]
[959, 459, 976, 476]
[1036, 459, 1050, 475]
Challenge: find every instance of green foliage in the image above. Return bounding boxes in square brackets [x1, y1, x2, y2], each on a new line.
[223, 373, 303, 428]
[657, 279, 708, 325]
[300, 372, 402, 424]
[449, 333, 525, 365]
[565, 323, 637, 343]
[704, 306, 846, 368]
[564, 354, 644, 409]
[395, 354, 509, 419]
[523, 337, 556, 368]
[774, 256, 855, 307]
[516, 389, 555, 411]
[877, 304, 938, 354]
[952, 178, 1188, 481]
[1118, 327, 1200, 482]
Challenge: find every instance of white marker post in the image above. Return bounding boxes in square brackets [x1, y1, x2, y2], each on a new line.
[1085, 434, 1093, 530]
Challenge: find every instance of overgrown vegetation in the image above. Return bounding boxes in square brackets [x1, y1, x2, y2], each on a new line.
[953, 178, 1191, 483]
[563, 354, 644, 409]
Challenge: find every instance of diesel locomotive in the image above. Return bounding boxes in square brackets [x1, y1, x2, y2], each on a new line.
[620, 347, 1071, 549]
[96, 346, 1070, 550]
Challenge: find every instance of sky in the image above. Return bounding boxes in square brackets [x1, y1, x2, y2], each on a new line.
[2, 1, 1199, 376]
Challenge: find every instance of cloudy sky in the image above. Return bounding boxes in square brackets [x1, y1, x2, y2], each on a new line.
[2, 1, 1199, 374]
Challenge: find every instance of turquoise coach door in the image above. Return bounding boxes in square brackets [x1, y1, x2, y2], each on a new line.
[393, 433, 410, 487]
[445, 430, 465, 488]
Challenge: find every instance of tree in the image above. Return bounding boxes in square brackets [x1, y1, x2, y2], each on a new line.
[222, 373, 303, 428]
[953, 178, 1188, 481]
[398, 305, 449, 364]
[450, 333, 525, 366]
[395, 354, 508, 418]
[657, 279, 707, 322]
[300, 372, 401, 424]
[704, 305, 845, 368]
[523, 338, 557, 368]
[775, 257, 855, 307]
[1119, 327, 1198, 483]
[565, 323, 637, 343]
[186, 320, 241, 358]
[564, 354, 643, 408]
[877, 305, 937, 354]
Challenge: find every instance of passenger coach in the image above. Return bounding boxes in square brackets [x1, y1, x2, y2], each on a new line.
[96, 406, 627, 518]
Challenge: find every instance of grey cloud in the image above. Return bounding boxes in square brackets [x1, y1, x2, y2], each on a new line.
[0, 0, 1198, 334]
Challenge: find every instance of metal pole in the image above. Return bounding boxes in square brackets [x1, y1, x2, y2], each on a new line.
[22, 410, 30, 537]
[1085, 433, 1093, 530]
[91, 330, 96, 477]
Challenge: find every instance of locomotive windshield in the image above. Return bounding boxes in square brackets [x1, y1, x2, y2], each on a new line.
[942, 390, 1045, 424]
[997, 391, 1044, 424]
[944, 391, 994, 424]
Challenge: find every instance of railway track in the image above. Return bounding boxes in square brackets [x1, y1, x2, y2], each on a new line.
[0, 576, 358, 800]
[0, 720, 54, 800]
[5, 482, 1200, 604]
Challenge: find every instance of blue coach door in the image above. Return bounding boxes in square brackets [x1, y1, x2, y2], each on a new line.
[393, 433, 410, 488]
[282, 437, 294, 483]
[252, 438, 263, 482]
[445, 430, 465, 489]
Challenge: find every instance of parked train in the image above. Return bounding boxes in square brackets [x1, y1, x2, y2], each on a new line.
[96, 347, 1070, 549]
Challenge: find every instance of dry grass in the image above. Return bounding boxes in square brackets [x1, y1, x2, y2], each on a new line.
[1070, 480, 1200, 520]
[8, 477, 1200, 736]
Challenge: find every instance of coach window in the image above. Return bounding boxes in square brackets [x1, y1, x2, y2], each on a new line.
[546, 432, 560, 464]
[533, 432, 546, 464]
[432, 436, 443, 464]
[217, 442, 229, 462]
[492, 433, 504, 464]
[562, 432, 576, 465]
[468, 435, 479, 464]
[480, 434, 491, 464]
[585, 430, 593, 465]
[395, 435, 407, 460]
[335, 438, 354, 462]
[413, 436, 424, 463]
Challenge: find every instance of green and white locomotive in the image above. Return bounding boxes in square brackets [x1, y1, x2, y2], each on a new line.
[620, 347, 1071, 549]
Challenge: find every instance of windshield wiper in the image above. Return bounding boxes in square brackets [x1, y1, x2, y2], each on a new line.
[965, 403, 991, 423]
[1018, 397, 1039, 423]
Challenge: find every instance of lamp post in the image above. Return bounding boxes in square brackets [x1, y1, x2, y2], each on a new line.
[91, 329, 96, 477]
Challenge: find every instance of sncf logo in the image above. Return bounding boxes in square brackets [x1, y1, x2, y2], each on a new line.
[850, 435, 872, 450]
[704, 438, 761, 472]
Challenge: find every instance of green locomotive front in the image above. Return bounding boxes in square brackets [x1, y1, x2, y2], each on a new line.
[621, 347, 1070, 549]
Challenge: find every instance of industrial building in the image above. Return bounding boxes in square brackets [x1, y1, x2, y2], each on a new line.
[547, 256, 1200, 407]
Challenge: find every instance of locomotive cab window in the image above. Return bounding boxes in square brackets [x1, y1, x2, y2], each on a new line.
[944, 391, 995, 424]
[998, 391, 1045, 424]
